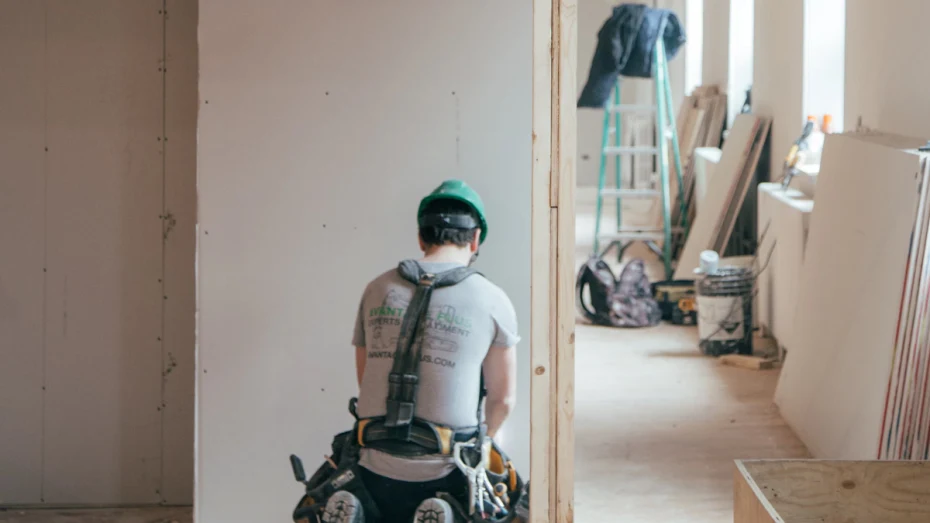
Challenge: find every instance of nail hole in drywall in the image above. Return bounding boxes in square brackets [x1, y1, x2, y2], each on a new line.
[325, 91, 330, 96]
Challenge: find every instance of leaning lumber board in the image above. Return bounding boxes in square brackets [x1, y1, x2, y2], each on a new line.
[714, 118, 771, 253]
[734, 460, 930, 523]
[774, 132, 930, 459]
[674, 114, 763, 279]
[704, 94, 728, 148]
[670, 108, 706, 227]
[719, 354, 776, 370]
[692, 84, 719, 97]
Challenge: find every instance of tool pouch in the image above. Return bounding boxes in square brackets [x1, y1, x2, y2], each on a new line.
[291, 432, 381, 523]
[454, 440, 527, 523]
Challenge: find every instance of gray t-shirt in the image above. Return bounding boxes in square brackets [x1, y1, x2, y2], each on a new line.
[352, 261, 520, 481]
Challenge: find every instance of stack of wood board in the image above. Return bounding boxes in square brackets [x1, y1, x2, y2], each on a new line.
[668, 86, 728, 233]
[693, 146, 722, 212]
[672, 114, 771, 279]
[734, 460, 930, 523]
[755, 183, 813, 356]
[774, 132, 930, 460]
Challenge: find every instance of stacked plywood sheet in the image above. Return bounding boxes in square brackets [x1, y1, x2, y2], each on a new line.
[668, 85, 728, 233]
[692, 147, 722, 212]
[755, 183, 814, 355]
[774, 132, 930, 460]
[673, 114, 771, 279]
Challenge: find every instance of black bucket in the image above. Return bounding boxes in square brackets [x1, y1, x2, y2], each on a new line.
[696, 266, 754, 356]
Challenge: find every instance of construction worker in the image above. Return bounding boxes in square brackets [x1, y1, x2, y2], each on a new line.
[321, 180, 519, 523]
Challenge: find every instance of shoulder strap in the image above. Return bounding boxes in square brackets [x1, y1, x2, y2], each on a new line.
[383, 261, 479, 430]
[397, 259, 480, 288]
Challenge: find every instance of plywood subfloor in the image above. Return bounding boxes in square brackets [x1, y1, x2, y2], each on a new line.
[575, 197, 809, 522]
[0, 508, 191, 523]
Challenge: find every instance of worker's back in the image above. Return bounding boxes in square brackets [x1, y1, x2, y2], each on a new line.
[352, 260, 519, 482]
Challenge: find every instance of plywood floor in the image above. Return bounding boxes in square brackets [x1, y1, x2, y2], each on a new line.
[574, 194, 809, 522]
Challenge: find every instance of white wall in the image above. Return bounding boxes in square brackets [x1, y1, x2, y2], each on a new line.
[803, 0, 845, 131]
[196, 2, 532, 522]
[0, 0, 196, 506]
[753, 0, 804, 179]
[845, 0, 930, 138]
[685, 0, 705, 95]
[702, 0, 730, 89]
[727, 0, 753, 127]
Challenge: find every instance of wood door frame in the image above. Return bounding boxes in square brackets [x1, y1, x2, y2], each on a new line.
[530, 1, 576, 522]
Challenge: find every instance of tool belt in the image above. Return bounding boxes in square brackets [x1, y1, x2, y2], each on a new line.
[356, 416, 479, 456]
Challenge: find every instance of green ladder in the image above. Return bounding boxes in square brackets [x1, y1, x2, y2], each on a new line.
[593, 38, 686, 280]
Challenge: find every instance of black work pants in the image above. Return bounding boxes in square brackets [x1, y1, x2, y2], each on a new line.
[358, 466, 468, 522]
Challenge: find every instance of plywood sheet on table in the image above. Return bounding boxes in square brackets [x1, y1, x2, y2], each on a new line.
[774, 133, 928, 459]
[42, 0, 165, 504]
[0, 1, 47, 504]
[735, 460, 930, 523]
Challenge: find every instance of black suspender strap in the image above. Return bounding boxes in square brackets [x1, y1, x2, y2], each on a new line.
[383, 260, 478, 434]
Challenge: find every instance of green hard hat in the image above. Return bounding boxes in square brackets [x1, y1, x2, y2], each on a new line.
[417, 179, 489, 244]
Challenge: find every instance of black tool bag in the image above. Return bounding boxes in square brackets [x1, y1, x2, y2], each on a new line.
[576, 257, 662, 328]
[291, 430, 382, 523]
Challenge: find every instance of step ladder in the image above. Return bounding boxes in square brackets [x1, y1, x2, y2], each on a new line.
[592, 38, 686, 280]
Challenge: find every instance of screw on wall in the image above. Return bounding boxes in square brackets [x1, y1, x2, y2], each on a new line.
[163, 211, 177, 240]
[163, 353, 178, 378]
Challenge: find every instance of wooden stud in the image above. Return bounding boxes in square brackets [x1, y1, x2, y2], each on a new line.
[530, 0, 553, 520]
[532, 0, 575, 521]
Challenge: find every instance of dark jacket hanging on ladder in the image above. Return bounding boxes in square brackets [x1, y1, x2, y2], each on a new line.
[577, 3, 687, 108]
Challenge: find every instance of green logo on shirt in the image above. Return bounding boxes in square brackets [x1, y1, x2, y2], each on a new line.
[368, 305, 472, 332]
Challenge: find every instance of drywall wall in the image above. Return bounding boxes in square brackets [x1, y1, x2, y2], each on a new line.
[196, 2, 531, 522]
[685, 0, 704, 94]
[577, 0, 688, 187]
[702, 0, 729, 89]
[803, 0, 845, 132]
[845, 0, 930, 138]
[753, 0, 804, 180]
[727, 0, 753, 127]
[0, 0, 196, 506]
